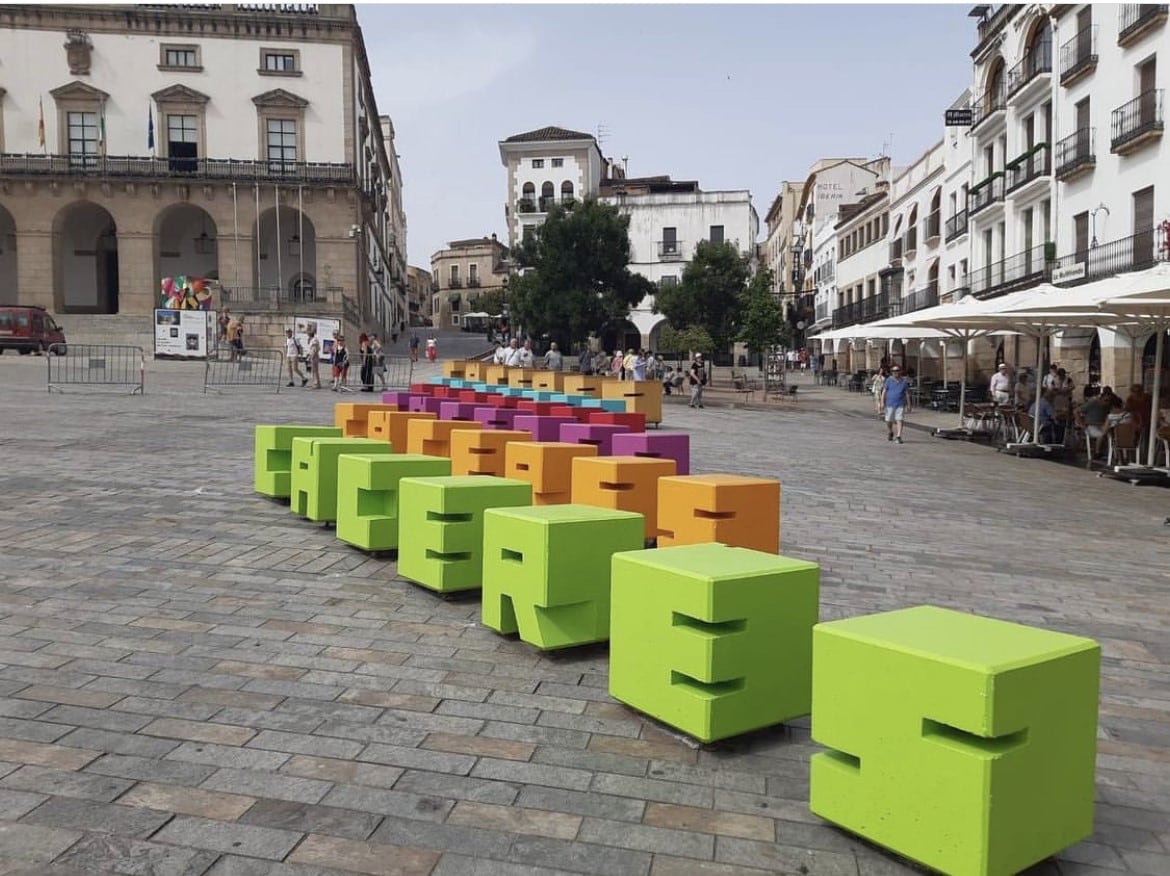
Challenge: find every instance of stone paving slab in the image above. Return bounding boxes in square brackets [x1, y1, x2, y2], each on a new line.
[0, 355, 1168, 874]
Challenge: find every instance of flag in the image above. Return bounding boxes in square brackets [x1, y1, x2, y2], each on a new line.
[37, 98, 45, 151]
[147, 104, 155, 151]
[99, 104, 107, 156]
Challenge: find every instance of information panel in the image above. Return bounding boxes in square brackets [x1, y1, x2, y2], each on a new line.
[155, 309, 213, 358]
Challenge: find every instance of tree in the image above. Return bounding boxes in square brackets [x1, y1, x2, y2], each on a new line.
[737, 267, 789, 358]
[471, 287, 507, 317]
[509, 200, 655, 350]
[657, 323, 714, 364]
[653, 241, 748, 352]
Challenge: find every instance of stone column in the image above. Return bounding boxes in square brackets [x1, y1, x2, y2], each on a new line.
[15, 229, 54, 310]
[113, 231, 156, 315]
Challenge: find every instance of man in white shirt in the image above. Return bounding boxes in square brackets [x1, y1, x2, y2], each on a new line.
[517, 339, 535, 368]
[504, 338, 524, 367]
[493, 342, 508, 365]
[284, 329, 307, 387]
[989, 363, 1013, 404]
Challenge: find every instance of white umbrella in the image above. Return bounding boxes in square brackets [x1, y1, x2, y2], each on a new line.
[1005, 264, 1170, 464]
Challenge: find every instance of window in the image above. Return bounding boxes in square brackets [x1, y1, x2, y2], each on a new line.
[450, 265, 460, 283]
[266, 118, 297, 169]
[662, 227, 677, 254]
[659, 276, 678, 287]
[160, 45, 200, 70]
[532, 159, 544, 168]
[551, 158, 563, 168]
[1134, 186, 1155, 264]
[260, 48, 300, 75]
[167, 113, 198, 171]
[1073, 211, 1089, 256]
[709, 225, 724, 244]
[67, 110, 98, 167]
[468, 264, 478, 285]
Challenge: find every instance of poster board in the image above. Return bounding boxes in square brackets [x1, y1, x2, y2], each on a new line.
[292, 316, 341, 361]
[155, 309, 214, 358]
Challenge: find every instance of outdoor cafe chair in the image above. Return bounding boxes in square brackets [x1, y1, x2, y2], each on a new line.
[1106, 421, 1140, 468]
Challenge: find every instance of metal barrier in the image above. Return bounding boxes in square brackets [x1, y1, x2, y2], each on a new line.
[46, 344, 145, 394]
[383, 356, 414, 388]
[204, 348, 284, 394]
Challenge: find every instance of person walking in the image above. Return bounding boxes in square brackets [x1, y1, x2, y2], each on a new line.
[358, 333, 375, 392]
[688, 353, 706, 408]
[870, 367, 888, 416]
[989, 363, 1013, 405]
[330, 335, 350, 391]
[880, 364, 912, 444]
[504, 338, 523, 367]
[632, 350, 648, 382]
[425, 337, 437, 362]
[409, 331, 420, 362]
[517, 339, 535, 368]
[284, 328, 307, 387]
[543, 342, 563, 371]
[227, 315, 245, 362]
[306, 327, 322, 389]
[370, 334, 387, 388]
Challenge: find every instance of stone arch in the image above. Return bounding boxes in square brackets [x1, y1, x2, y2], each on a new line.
[52, 201, 119, 313]
[153, 203, 219, 298]
[984, 56, 1006, 103]
[255, 205, 316, 300]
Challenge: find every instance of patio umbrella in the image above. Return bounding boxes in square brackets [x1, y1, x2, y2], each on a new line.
[1006, 263, 1170, 464]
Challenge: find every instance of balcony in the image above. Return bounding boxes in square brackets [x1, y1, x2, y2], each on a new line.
[923, 211, 941, 244]
[902, 282, 939, 315]
[1111, 90, 1164, 154]
[945, 210, 969, 243]
[969, 243, 1052, 300]
[658, 240, 684, 260]
[968, 173, 1005, 216]
[467, 277, 481, 288]
[1006, 40, 1052, 101]
[538, 196, 558, 212]
[1054, 128, 1095, 180]
[0, 153, 355, 184]
[517, 198, 536, 214]
[448, 278, 463, 289]
[1049, 229, 1169, 288]
[889, 237, 904, 263]
[1005, 143, 1051, 195]
[831, 292, 897, 329]
[1059, 25, 1098, 86]
[1118, 4, 1167, 47]
[221, 285, 343, 309]
[903, 227, 918, 258]
[971, 89, 1006, 133]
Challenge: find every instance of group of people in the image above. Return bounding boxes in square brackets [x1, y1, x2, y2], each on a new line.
[282, 328, 391, 392]
[575, 348, 661, 382]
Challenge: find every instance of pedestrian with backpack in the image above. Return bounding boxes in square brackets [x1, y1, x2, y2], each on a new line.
[284, 329, 307, 387]
[688, 353, 707, 409]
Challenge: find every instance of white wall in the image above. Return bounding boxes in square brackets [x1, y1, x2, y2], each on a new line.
[887, 142, 946, 297]
[0, 29, 346, 161]
[1054, 6, 1168, 256]
[611, 189, 758, 339]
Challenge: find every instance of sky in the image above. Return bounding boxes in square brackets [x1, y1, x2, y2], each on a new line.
[357, 3, 978, 267]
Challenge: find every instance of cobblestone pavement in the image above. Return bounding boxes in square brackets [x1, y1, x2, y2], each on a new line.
[0, 355, 1167, 876]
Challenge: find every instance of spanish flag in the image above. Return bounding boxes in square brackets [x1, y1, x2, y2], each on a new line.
[37, 97, 45, 151]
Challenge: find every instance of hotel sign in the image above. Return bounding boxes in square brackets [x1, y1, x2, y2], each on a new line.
[945, 109, 973, 127]
[1052, 262, 1087, 284]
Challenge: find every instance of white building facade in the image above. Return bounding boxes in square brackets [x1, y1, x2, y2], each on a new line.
[601, 177, 758, 345]
[498, 127, 606, 249]
[0, 2, 406, 340]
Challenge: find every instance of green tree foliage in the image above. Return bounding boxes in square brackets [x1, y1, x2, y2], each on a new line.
[653, 241, 749, 352]
[737, 267, 789, 355]
[470, 287, 507, 316]
[657, 323, 715, 361]
[509, 200, 655, 349]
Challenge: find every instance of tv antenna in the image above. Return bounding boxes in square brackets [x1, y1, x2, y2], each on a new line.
[596, 123, 610, 149]
[881, 132, 894, 158]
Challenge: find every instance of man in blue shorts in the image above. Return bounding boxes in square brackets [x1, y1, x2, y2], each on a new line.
[880, 365, 912, 444]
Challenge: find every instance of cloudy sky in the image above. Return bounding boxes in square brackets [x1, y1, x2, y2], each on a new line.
[357, 3, 976, 266]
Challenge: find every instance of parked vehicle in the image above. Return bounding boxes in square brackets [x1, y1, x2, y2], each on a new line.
[0, 306, 67, 355]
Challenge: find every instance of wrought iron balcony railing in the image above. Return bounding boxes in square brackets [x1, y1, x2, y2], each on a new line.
[1059, 25, 1098, 84]
[1005, 143, 1051, 193]
[0, 153, 355, 183]
[1118, 4, 1168, 45]
[220, 285, 343, 308]
[658, 241, 684, 260]
[971, 88, 1006, 130]
[1049, 229, 1169, 288]
[1111, 90, 1164, 152]
[1006, 40, 1052, 99]
[902, 282, 939, 315]
[831, 292, 897, 329]
[945, 210, 968, 242]
[889, 237, 903, 262]
[968, 243, 1052, 300]
[1054, 128, 1095, 179]
[968, 174, 1005, 216]
[903, 226, 918, 256]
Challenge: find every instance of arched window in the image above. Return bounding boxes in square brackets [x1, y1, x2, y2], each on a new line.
[540, 181, 554, 212]
[561, 180, 574, 204]
[985, 58, 1005, 108]
[906, 206, 919, 253]
[520, 182, 535, 212]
